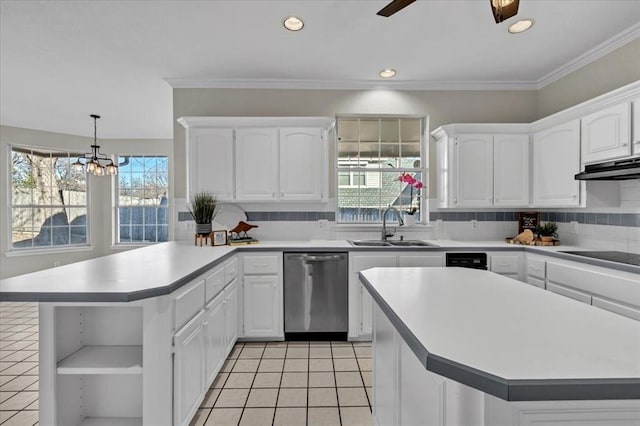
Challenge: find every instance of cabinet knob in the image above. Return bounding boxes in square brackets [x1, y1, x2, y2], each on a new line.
[621, 142, 629, 146]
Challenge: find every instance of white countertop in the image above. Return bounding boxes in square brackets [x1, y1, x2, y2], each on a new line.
[359, 267, 640, 400]
[0, 239, 637, 302]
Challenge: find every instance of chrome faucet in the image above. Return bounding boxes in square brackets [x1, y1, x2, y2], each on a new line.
[381, 206, 404, 241]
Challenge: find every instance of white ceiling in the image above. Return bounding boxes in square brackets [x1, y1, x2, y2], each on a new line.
[1, 1, 639, 139]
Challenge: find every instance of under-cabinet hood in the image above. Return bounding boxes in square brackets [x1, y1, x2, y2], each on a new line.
[574, 157, 640, 181]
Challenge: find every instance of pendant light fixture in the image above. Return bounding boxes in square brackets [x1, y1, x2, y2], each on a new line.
[72, 114, 118, 176]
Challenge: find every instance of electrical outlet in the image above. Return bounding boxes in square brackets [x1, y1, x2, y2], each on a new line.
[570, 221, 578, 235]
[53, 262, 61, 267]
[471, 220, 478, 230]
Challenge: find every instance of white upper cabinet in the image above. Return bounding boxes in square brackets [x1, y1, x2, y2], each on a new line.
[633, 97, 640, 155]
[186, 128, 234, 201]
[581, 102, 631, 164]
[432, 126, 530, 208]
[532, 120, 581, 207]
[455, 134, 494, 207]
[279, 128, 323, 201]
[179, 117, 333, 203]
[493, 134, 530, 207]
[235, 128, 279, 201]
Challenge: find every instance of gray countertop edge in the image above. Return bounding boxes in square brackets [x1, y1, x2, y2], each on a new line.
[0, 251, 238, 303]
[1, 243, 637, 303]
[359, 272, 640, 402]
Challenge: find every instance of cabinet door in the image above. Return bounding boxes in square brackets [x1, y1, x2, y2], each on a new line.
[174, 310, 206, 426]
[235, 128, 279, 201]
[279, 128, 323, 201]
[205, 295, 225, 386]
[633, 97, 640, 155]
[455, 134, 493, 207]
[373, 304, 398, 426]
[224, 279, 238, 353]
[493, 134, 529, 207]
[581, 102, 631, 163]
[243, 275, 281, 338]
[187, 128, 234, 201]
[435, 136, 451, 208]
[532, 120, 581, 207]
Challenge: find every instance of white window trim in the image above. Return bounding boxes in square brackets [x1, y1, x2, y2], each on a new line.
[7, 144, 91, 252]
[335, 116, 429, 224]
[113, 155, 169, 245]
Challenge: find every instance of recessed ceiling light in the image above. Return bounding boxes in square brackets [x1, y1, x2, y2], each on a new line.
[283, 16, 304, 31]
[508, 18, 534, 34]
[379, 69, 397, 78]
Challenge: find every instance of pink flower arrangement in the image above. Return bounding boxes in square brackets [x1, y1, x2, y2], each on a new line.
[399, 173, 424, 215]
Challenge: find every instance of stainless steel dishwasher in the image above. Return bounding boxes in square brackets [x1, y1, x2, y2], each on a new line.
[283, 252, 348, 340]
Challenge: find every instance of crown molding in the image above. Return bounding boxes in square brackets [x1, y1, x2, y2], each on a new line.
[536, 23, 640, 89]
[165, 23, 640, 93]
[164, 78, 538, 91]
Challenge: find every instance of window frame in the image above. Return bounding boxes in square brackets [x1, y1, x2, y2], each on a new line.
[335, 115, 428, 225]
[113, 154, 170, 246]
[8, 144, 91, 251]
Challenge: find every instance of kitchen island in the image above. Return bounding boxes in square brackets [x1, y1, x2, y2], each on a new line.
[359, 267, 640, 425]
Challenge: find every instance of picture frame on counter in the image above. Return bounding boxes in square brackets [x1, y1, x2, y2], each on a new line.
[212, 230, 227, 246]
[518, 212, 540, 234]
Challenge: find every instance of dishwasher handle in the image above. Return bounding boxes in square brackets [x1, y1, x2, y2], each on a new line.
[302, 254, 343, 262]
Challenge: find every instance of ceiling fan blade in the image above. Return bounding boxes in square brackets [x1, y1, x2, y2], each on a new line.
[377, 0, 417, 17]
[490, 0, 520, 23]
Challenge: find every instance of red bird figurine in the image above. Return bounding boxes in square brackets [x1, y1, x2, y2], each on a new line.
[229, 221, 258, 239]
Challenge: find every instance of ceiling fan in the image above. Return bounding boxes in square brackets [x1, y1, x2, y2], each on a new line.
[377, 0, 520, 24]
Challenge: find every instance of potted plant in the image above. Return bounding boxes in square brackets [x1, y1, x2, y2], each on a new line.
[189, 192, 218, 235]
[536, 221, 558, 242]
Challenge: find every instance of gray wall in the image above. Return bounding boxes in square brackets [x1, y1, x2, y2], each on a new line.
[0, 125, 172, 278]
[537, 39, 640, 118]
[173, 89, 539, 199]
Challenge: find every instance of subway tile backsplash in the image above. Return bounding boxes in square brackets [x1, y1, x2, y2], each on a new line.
[178, 209, 638, 227]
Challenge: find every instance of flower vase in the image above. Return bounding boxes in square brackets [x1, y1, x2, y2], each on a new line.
[404, 214, 416, 227]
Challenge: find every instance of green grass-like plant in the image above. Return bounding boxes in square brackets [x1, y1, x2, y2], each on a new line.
[189, 192, 218, 224]
[536, 221, 558, 237]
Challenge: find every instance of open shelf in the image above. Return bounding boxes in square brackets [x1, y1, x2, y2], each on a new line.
[57, 345, 142, 375]
[79, 418, 142, 426]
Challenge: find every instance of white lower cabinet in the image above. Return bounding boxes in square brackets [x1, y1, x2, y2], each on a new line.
[241, 253, 283, 339]
[224, 279, 238, 353]
[351, 252, 444, 340]
[204, 294, 225, 386]
[489, 253, 523, 281]
[173, 310, 206, 426]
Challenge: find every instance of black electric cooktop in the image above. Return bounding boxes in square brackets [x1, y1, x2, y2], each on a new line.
[560, 251, 640, 267]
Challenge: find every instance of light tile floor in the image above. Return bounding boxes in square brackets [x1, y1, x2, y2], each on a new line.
[0, 302, 39, 426]
[0, 302, 373, 426]
[190, 341, 373, 426]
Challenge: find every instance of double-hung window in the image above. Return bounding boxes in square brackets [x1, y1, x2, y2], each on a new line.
[10, 145, 88, 249]
[336, 116, 426, 223]
[115, 155, 169, 244]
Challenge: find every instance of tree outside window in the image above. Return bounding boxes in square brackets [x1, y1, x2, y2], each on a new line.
[10, 146, 88, 249]
[336, 117, 425, 223]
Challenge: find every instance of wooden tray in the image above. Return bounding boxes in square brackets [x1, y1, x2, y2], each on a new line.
[505, 237, 560, 246]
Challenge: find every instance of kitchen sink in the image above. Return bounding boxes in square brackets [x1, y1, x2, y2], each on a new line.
[350, 240, 392, 247]
[387, 240, 437, 247]
[349, 240, 439, 247]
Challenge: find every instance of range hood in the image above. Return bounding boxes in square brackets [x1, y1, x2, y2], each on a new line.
[575, 157, 640, 181]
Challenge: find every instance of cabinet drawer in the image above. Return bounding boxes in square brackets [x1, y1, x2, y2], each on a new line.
[490, 255, 519, 274]
[243, 255, 279, 275]
[547, 282, 592, 304]
[526, 258, 546, 279]
[352, 256, 397, 272]
[225, 257, 239, 284]
[174, 279, 205, 330]
[527, 276, 545, 289]
[398, 254, 443, 267]
[205, 267, 225, 303]
[592, 297, 640, 321]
